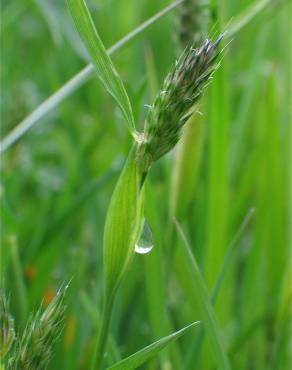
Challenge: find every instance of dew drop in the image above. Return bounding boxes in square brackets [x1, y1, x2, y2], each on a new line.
[135, 219, 154, 255]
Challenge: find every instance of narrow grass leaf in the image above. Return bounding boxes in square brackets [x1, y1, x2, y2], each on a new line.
[67, 0, 135, 134]
[0, 0, 182, 152]
[143, 182, 183, 368]
[79, 291, 120, 363]
[92, 147, 145, 370]
[184, 208, 255, 368]
[33, 167, 118, 258]
[174, 219, 231, 370]
[106, 321, 200, 370]
[0, 0, 276, 152]
[226, 0, 273, 38]
[169, 114, 204, 220]
[103, 147, 144, 296]
[8, 237, 28, 329]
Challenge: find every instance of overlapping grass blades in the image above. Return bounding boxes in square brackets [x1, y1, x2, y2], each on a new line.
[0, 0, 277, 152]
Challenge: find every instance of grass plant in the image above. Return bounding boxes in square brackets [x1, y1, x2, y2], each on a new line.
[1, 0, 290, 369]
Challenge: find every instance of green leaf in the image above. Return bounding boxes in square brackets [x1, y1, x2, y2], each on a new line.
[106, 321, 200, 370]
[227, 0, 272, 38]
[67, 0, 135, 134]
[103, 147, 144, 296]
[174, 220, 231, 370]
[1, 0, 276, 152]
[169, 114, 204, 220]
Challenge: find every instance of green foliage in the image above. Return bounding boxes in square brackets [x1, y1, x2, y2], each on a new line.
[6, 285, 67, 370]
[0, 292, 15, 359]
[170, 0, 210, 222]
[67, 0, 135, 134]
[174, 220, 231, 370]
[106, 321, 200, 370]
[103, 147, 144, 297]
[0, 1, 182, 152]
[177, 0, 209, 49]
[1, 0, 290, 369]
[169, 102, 204, 219]
[67, 3, 221, 368]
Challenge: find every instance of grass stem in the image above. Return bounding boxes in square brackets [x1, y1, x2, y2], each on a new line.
[8, 237, 28, 329]
[91, 293, 115, 370]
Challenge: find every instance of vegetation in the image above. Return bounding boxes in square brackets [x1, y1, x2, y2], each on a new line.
[1, 0, 290, 369]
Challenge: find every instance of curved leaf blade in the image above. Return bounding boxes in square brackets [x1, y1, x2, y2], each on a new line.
[106, 321, 200, 370]
[1, 0, 275, 152]
[174, 219, 231, 370]
[67, 0, 135, 134]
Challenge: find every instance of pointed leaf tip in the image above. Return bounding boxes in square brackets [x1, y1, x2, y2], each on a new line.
[106, 321, 200, 370]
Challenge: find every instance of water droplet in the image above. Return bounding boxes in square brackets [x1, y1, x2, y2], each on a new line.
[135, 219, 154, 255]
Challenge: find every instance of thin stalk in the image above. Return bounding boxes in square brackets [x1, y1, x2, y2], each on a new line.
[91, 292, 115, 370]
[9, 238, 28, 328]
[80, 291, 120, 362]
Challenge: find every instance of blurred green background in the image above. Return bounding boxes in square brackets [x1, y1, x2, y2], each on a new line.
[1, 0, 291, 369]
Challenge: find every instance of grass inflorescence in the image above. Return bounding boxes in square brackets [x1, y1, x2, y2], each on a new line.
[0, 291, 15, 360]
[138, 36, 222, 170]
[69, 2, 224, 369]
[5, 285, 67, 370]
[1, 0, 290, 369]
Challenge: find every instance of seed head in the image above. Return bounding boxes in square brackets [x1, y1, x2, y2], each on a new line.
[8, 285, 68, 370]
[138, 36, 223, 169]
[0, 291, 15, 359]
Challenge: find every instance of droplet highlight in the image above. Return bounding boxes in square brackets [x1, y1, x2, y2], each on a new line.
[135, 219, 154, 255]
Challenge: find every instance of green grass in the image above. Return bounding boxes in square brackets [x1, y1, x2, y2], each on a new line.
[1, 0, 291, 369]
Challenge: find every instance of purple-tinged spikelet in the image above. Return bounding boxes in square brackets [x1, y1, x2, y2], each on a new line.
[137, 36, 223, 171]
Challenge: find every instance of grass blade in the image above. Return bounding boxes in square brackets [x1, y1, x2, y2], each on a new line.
[226, 0, 273, 38]
[1, 0, 276, 152]
[67, 0, 135, 134]
[106, 321, 200, 370]
[143, 182, 183, 368]
[79, 291, 120, 364]
[103, 148, 144, 296]
[211, 207, 255, 300]
[0, 0, 182, 152]
[0, 64, 93, 152]
[184, 208, 255, 368]
[92, 148, 144, 370]
[174, 219, 231, 370]
[7, 237, 28, 329]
